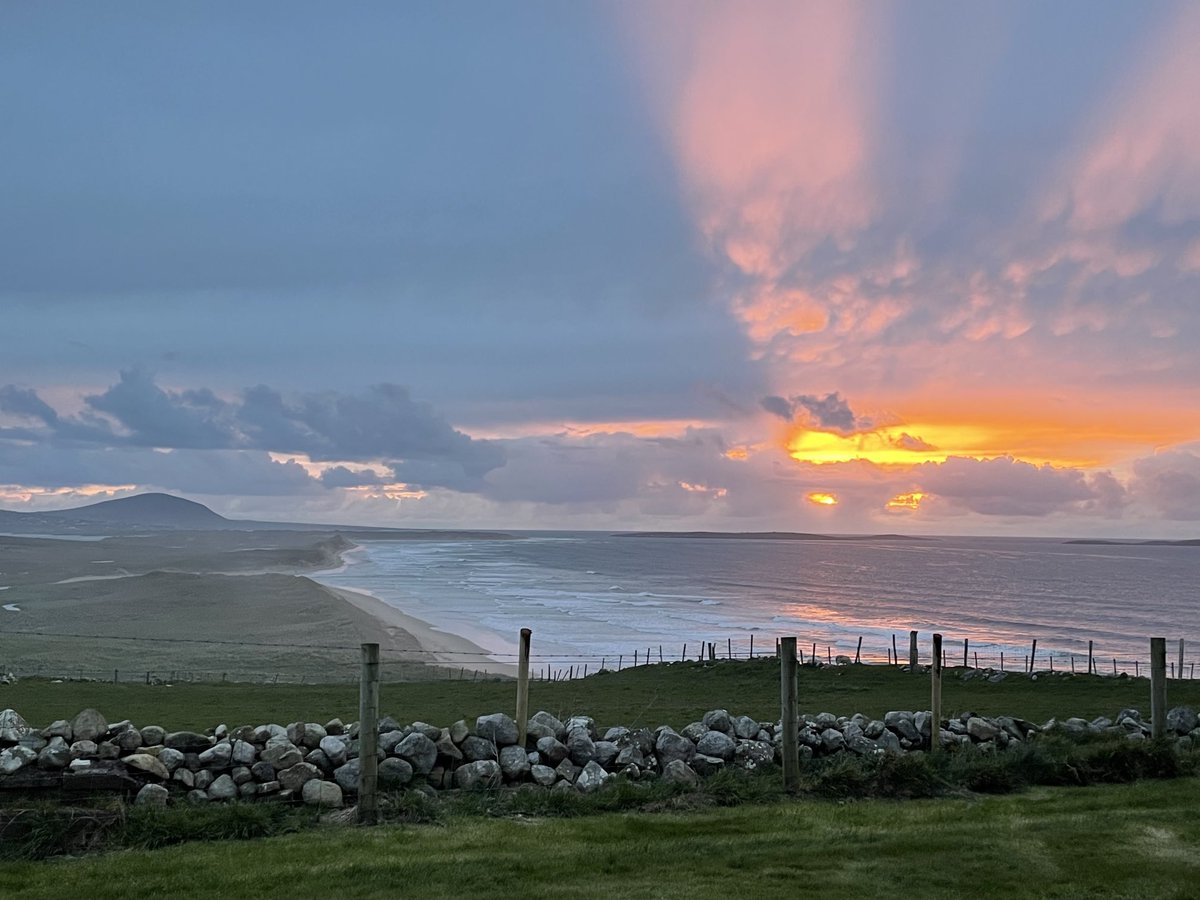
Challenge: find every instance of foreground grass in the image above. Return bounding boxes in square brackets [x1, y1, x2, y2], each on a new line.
[5, 660, 1200, 731]
[2, 779, 1198, 899]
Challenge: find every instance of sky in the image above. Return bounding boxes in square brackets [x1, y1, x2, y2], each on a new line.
[2, 0, 1199, 536]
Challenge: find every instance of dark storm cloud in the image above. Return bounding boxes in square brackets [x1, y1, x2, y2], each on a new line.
[1, 371, 503, 491]
[759, 392, 867, 434]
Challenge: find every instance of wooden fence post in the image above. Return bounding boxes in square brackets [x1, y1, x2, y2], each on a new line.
[892, 634, 898, 667]
[1151, 637, 1166, 740]
[1179, 639, 1185, 681]
[1029, 639, 1037, 673]
[358, 642, 380, 826]
[931, 633, 943, 753]
[1088, 640, 1094, 675]
[909, 631, 918, 671]
[963, 638, 969, 669]
[780, 637, 799, 793]
[516, 628, 531, 747]
[854, 636, 863, 664]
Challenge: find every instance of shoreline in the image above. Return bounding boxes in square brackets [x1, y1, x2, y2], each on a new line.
[311, 540, 518, 678]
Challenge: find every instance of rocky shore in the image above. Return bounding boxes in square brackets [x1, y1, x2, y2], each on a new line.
[1, 703, 1197, 810]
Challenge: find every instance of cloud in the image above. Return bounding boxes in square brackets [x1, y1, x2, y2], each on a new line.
[893, 432, 935, 452]
[915, 456, 1126, 518]
[1, 371, 504, 492]
[760, 392, 868, 434]
[1130, 450, 1200, 520]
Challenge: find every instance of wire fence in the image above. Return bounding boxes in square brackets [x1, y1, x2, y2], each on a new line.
[1, 627, 1195, 685]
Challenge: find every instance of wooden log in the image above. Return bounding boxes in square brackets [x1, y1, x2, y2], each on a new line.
[909, 631, 918, 671]
[1151, 637, 1167, 739]
[516, 628, 531, 747]
[358, 643, 380, 826]
[780, 637, 799, 793]
[931, 633, 943, 753]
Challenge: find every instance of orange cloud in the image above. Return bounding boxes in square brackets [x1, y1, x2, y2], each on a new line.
[628, 1, 881, 350]
[806, 492, 838, 506]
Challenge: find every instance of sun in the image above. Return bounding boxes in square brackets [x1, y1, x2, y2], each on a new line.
[807, 492, 838, 506]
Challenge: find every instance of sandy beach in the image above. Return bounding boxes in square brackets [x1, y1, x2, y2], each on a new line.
[0, 530, 512, 682]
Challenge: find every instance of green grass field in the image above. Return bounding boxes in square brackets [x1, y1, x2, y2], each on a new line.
[2, 779, 1198, 898]
[4, 659, 1199, 732]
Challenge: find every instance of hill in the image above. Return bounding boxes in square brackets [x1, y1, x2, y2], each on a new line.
[0, 492, 228, 533]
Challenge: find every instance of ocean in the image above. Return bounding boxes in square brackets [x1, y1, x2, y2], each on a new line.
[315, 533, 1199, 674]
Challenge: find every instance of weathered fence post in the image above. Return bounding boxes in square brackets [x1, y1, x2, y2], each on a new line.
[963, 639, 969, 669]
[1029, 639, 1037, 673]
[516, 628, 531, 747]
[854, 636, 863, 664]
[909, 631, 918, 671]
[1087, 640, 1094, 675]
[892, 634, 898, 666]
[1151, 637, 1166, 740]
[931, 633, 943, 752]
[749, 635, 754, 659]
[1179, 639, 1185, 681]
[780, 636, 799, 793]
[358, 642, 380, 826]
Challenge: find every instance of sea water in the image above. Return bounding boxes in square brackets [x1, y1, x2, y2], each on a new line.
[316, 534, 1199, 672]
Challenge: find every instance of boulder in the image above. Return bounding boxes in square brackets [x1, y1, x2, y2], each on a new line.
[575, 760, 610, 793]
[251, 761, 276, 782]
[123, 753, 169, 780]
[302, 779, 343, 807]
[172, 768, 195, 788]
[592, 740, 619, 770]
[475, 713, 519, 747]
[536, 736, 568, 765]
[377, 757, 413, 788]
[884, 711, 920, 742]
[395, 733, 438, 774]
[691, 754, 725, 777]
[734, 741, 776, 771]
[820, 728, 845, 753]
[116, 729, 143, 753]
[194, 770, 215, 791]
[564, 716, 596, 739]
[71, 709, 108, 743]
[319, 736, 349, 768]
[231, 740, 257, 766]
[325, 718, 345, 735]
[260, 742, 303, 770]
[44, 719, 73, 741]
[566, 728, 596, 766]
[135, 783, 170, 807]
[499, 744, 531, 781]
[231, 766, 253, 785]
[526, 711, 566, 743]
[277, 762, 322, 793]
[461, 735, 498, 762]
[1167, 706, 1198, 735]
[198, 741, 233, 768]
[0, 746, 36, 774]
[409, 722, 441, 741]
[207, 774, 238, 801]
[436, 730, 463, 762]
[69, 740, 98, 759]
[695, 731, 736, 761]
[530, 764, 558, 787]
[449, 719, 470, 744]
[966, 717, 1001, 742]
[454, 759, 502, 790]
[305, 749, 334, 774]
[333, 759, 361, 793]
[141, 725, 166, 747]
[379, 730, 407, 755]
[655, 731, 695, 767]
[164, 731, 212, 753]
[555, 759, 580, 783]
[0, 709, 32, 742]
[701, 709, 733, 735]
[661, 759, 700, 786]
[681, 722, 708, 743]
[732, 716, 760, 740]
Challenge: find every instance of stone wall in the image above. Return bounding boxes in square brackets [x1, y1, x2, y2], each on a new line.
[1, 704, 1196, 809]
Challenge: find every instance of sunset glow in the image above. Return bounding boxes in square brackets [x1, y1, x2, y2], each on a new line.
[2, 3, 1199, 535]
